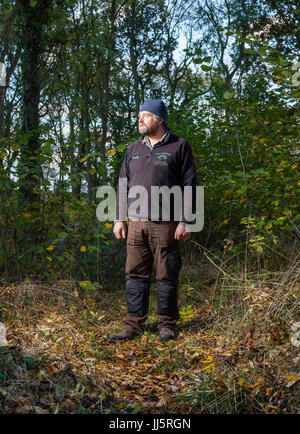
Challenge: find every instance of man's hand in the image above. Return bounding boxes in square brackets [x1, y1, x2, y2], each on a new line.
[174, 223, 190, 241]
[113, 222, 126, 240]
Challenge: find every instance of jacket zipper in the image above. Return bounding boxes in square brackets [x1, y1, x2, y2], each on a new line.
[147, 148, 153, 163]
[144, 141, 168, 164]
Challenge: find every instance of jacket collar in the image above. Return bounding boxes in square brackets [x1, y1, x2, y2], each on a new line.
[141, 128, 171, 150]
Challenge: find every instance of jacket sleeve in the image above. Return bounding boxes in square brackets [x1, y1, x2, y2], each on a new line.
[115, 151, 130, 221]
[179, 141, 197, 225]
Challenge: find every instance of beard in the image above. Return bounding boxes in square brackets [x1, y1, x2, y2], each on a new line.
[139, 121, 159, 135]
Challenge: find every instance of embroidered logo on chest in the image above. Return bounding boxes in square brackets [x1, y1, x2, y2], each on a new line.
[156, 152, 171, 160]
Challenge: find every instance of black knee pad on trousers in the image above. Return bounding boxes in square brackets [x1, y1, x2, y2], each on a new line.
[166, 247, 182, 280]
[126, 276, 150, 316]
[157, 280, 179, 319]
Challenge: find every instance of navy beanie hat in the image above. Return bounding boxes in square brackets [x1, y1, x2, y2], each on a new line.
[139, 98, 168, 120]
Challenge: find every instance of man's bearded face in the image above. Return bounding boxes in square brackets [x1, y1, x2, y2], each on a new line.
[138, 111, 161, 135]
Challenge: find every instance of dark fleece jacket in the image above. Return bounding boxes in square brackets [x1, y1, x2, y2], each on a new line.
[115, 129, 197, 224]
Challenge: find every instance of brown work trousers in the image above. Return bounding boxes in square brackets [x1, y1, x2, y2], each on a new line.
[123, 219, 182, 333]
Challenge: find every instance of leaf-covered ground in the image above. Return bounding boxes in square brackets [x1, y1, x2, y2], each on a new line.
[0, 259, 299, 414]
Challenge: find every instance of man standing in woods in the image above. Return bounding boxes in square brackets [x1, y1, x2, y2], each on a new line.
[108, 99, 197, 342]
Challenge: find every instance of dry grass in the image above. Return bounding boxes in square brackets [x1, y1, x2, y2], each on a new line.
[0, 251, 299, 414]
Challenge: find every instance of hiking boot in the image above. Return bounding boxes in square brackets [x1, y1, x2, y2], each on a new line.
[159, 328, 176, 341]
[107, 329, 138, 342]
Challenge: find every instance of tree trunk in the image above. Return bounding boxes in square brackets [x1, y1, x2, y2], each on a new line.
[97, 0, 116, 184]
[18, 0, 51, 206]
[82, 61, 93, 205]
[129, 0, 140, 117]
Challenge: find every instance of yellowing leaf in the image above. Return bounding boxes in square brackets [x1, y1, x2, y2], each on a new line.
[105, 223, 112, 229]
[46, 245, 55, 251]
[200, 355, 213, 363]
[286, 374, 299, 381]
[46, 257, 52, 262]
[80, 246, 87, 252]
[79, 281, 93, 288]
[202, 364, 213, 373]
[106, 149, 116, 156]
[249, 378, 263, 388]
[285, 375, 300, 387]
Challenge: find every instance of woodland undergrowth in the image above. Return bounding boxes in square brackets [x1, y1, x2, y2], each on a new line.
[0, 242, 299, 414]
